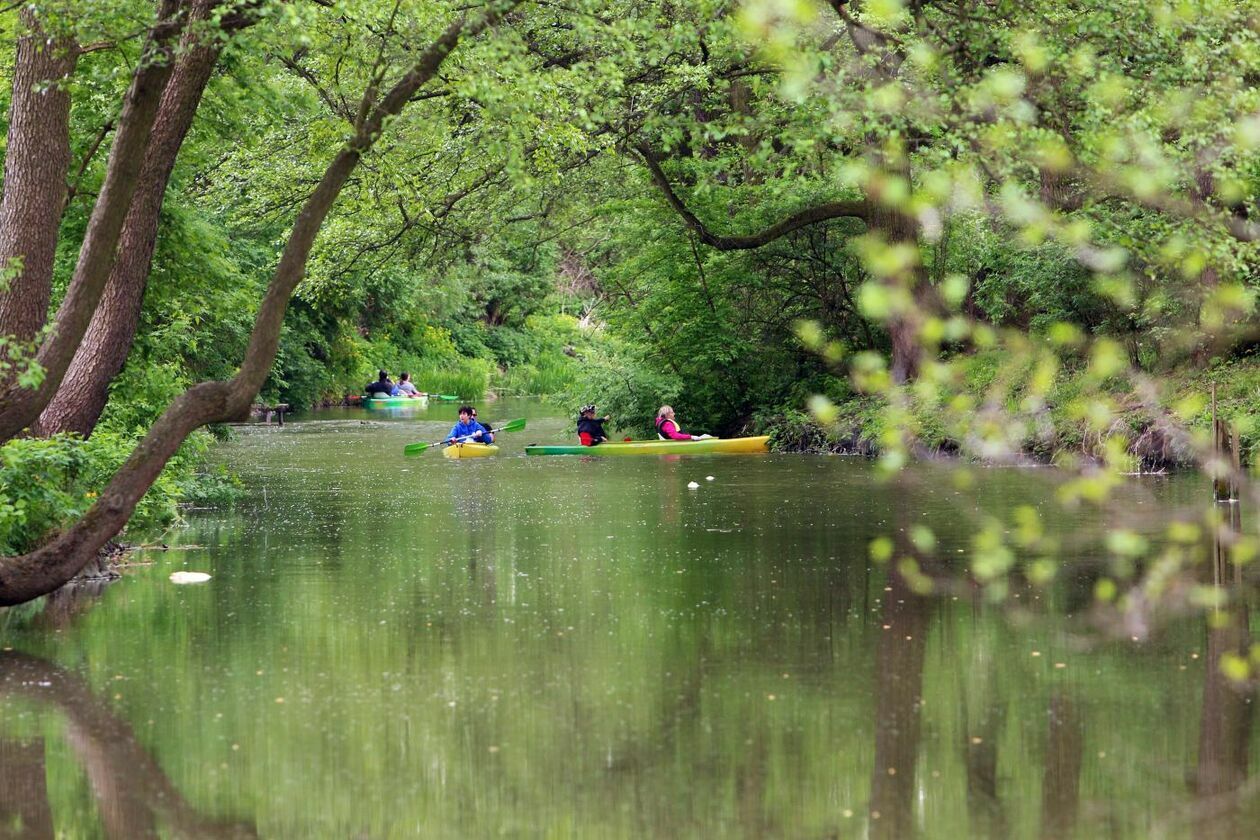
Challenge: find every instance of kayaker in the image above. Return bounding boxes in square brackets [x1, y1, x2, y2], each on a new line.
[365, 370, 399, 397]
[396, 372, 424, 398]
[577, 404, 610, 446]
[446, 406, 493, 445]
[656, 405, 713, 441]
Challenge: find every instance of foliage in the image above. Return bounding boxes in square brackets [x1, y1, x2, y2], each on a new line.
[558, 334, 684, 436]
[0, 430, 213, 554]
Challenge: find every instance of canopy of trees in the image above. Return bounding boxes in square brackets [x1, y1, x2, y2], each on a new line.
[0, 0, 1256, 605]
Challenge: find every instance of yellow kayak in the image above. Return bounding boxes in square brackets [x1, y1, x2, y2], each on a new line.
[443, 442, 499, 459]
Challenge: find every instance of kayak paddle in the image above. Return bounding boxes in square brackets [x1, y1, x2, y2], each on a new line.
[403, 418, 527, 456]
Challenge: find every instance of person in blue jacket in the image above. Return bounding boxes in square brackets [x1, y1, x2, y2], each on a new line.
[446, 406, 493, 445]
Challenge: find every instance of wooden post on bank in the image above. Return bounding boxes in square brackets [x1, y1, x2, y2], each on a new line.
[1211, 384, 1240, 502]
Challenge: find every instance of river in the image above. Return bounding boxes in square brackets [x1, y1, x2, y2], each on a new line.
[0, 398, 1254, 837]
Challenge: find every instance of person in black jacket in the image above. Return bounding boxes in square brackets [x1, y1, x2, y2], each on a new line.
[576, 404, 610, 446]
[364, 370, 397, 396]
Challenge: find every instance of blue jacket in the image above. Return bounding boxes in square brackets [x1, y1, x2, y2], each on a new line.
[446, 420, 493, 444]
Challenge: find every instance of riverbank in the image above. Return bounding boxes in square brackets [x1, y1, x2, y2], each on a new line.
[758, 353, 1259, 471]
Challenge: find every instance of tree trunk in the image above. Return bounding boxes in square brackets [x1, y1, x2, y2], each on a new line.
[0, 10, 77, 345]
[1190, 165, 1224, 365]
[38, 0, 225, 438]
[0, 3, 517, 606]
[869, 204, 925, 384]
[0, 0, 187, 444]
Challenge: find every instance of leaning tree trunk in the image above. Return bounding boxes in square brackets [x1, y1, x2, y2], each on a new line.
[0, 10, 78, 347]
[0, 3, 518, 606]
[0, 0, 188, 445]
[38, 0, 228, 438]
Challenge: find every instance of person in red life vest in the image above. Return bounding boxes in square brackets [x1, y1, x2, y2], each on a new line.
[655, 405, 714, 441]
[577, 404, 610, 446]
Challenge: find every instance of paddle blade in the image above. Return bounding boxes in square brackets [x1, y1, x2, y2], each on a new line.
[403, 441, 431, 456]
[494, 418, 527, 434]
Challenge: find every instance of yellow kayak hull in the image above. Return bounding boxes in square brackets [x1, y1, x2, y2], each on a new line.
[443, 443, 499, 459]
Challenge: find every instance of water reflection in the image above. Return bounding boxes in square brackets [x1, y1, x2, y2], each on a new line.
[1, 413, 1257, 836]
[1191, 504, 1255, 839]
[1039, 692, 1083, 840]
[869, 523, 930, 838]
[0, 651, 256, 838]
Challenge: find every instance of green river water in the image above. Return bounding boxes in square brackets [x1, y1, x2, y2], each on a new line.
[0, 398, 1255, 838]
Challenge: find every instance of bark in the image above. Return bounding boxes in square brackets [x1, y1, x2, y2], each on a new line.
[38, 0, 235, 437]
[869, 203, 926, 384]
[0, 2, 518, 606]
[0, 0, 188, 444]
[0, 9, 78, 345]
[1189, 165, 1225, 364]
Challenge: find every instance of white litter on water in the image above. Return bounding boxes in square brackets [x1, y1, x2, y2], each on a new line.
[169, 571, 211, 584]
[705, 475, 715, 481]
[687, 481, 700, 489]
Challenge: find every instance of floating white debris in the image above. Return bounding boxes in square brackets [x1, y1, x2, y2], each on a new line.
[705, 475, 715, 481]
[169, 571, 211, 584]
[687, 481, 700, 489]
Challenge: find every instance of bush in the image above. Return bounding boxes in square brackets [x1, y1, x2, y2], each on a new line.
[0, 431, 201, 555]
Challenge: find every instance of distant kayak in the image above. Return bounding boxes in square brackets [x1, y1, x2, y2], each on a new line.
[525, 436, 770, 456]
[361, 394, 427, 408]
[444, 442, 499, 459]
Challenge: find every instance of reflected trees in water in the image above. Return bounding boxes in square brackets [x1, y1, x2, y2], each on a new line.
[1191, 504, 1256, 839]
[0, 650, 256, 838]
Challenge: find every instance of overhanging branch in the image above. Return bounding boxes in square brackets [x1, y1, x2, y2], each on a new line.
[635, 143, 870, 251]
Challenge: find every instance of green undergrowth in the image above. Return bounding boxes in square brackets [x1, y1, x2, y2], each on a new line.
[493, 315, 588, 398]
[757, 352, 1260, 470]
[0, 428, 240, 556]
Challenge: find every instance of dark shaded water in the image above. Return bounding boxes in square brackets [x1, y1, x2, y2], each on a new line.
[1, 399, 1255, 837]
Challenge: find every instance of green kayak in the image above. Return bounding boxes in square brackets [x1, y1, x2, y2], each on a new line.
[525, 436, 770, 456]
[361, 394, 428, 408]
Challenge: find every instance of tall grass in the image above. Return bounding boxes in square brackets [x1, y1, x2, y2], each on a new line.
[496, 353, 578, 397]
[405, 357, 493, 399]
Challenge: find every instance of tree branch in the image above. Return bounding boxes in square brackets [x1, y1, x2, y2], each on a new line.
[636, 143, 870, 250]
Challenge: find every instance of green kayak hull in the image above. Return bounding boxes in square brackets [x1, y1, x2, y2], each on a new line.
[361, 395, 428, 408]
[525, 436, 770, 456]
